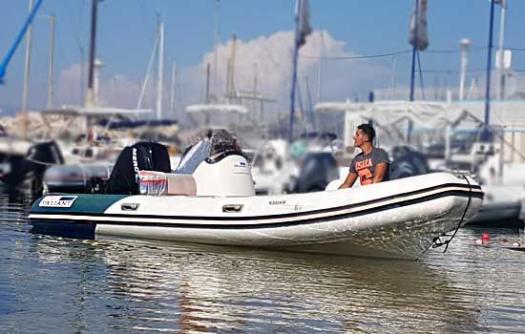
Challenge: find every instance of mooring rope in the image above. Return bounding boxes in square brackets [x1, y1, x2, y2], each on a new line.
[430, 174, 473, 253]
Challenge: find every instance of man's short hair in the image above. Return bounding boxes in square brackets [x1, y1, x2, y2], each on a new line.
[357, 123, 375, 143]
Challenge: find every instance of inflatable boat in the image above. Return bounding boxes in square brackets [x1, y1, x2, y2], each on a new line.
[29, 130, 483, 260]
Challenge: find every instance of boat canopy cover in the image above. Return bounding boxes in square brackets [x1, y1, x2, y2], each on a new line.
[315, 101, 481, 130]
[41, 106, 152, 117]
[97, 119, 178, 129]
[185, 104, 248, 114]
[175, 129, 242, 174]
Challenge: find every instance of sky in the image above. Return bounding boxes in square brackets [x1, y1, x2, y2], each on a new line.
[1, 0, 525, 117]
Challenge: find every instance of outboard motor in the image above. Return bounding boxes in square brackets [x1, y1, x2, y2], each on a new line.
[176, 129, 255, 197]
[389, 146, 430, 180]
[43, 163, 112, 194]
[13, 140, 64, 195]
[104, 142, 171, 194]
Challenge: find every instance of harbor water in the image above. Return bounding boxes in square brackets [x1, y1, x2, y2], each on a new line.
[1, 189, 524, 333]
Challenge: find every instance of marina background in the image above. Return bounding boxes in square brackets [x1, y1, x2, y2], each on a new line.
[2, 0, 525, 118]
[1, 1, 525, 332]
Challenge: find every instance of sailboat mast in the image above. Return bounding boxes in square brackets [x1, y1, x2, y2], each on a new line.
[316, 30, 324, 103]
[227, 34, 237, 101]
[459, 39, 471, 102]
[496, 1, 507, 178]
[169, 62, 176, 118]
[212, 0, 220, 99]
[409, 0, 419, 102]
[156, 19, 165, 120]
[206, 63, 211, 103]
[137, 33, 160, 109]
[497, 2, 507, 101]
[390, 55, 397, 98]
[21, 0, 35, 138]
[483, 0, 496, 141]
[85, 0, 99, 107]
[46, 14, 56, 109]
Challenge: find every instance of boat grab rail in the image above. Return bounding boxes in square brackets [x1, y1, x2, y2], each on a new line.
[205, 150, 248, 164]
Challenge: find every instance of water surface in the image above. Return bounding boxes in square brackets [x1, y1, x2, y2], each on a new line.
[1, 190, 524, 333]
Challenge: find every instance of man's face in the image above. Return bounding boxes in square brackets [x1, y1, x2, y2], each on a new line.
[353, 129, 368, 147]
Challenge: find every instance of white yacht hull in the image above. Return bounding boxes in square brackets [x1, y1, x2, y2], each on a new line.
[469, 184, 523, 225]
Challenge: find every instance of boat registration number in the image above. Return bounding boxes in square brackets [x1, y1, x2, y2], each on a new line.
[39, 196, 78, 208]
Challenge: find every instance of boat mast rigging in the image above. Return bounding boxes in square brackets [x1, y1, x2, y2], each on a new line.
[156, 18, 165, 120]
[409, 0, 420, 102]
[21, 0, 37, 139]
[482, 0, 497, 141]
[85, 0, 100, 107]
[43, 14, 56, 109]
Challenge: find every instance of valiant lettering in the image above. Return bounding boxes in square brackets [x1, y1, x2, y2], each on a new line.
[39, 196, 77, 208]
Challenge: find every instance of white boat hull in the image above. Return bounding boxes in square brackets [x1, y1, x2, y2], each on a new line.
[95, 196, 473, 259]
[29, 172, 483, 260]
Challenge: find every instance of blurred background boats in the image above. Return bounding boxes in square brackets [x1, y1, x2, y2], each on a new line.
[2, 1, 525, 331]
[0, 0, 524, 231]
[316, 100, 525, 227]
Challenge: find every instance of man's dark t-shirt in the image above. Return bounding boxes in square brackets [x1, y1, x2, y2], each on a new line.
[349, 148, 390, 185]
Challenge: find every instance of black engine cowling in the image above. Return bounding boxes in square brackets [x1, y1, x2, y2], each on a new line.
[104, 142, 171, 195]
[2, 140, 64, 195]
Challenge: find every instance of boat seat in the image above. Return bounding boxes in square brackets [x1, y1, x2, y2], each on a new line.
[165, 173, 197, 196]
[138, 170, 197, 196]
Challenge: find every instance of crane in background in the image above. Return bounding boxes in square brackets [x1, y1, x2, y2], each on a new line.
[0, 0, 43, 85]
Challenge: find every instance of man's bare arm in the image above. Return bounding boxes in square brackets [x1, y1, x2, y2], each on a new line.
[372, 163, 388, 183]
[339, 172, 358, 189]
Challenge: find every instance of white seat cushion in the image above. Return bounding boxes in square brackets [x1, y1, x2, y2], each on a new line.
[166, 173, 197, 196]
[138, 170, 196, 196]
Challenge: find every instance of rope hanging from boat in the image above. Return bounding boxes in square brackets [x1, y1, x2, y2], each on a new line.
[430, 174, 473, 253]
[24, 157, 60, 166]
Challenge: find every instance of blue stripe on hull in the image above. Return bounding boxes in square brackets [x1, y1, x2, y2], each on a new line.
[31, 194, 126, 214]
[31, 220, 96, 239]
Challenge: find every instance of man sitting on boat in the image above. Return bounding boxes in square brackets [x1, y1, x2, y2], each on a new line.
[339, 123, 390, 188]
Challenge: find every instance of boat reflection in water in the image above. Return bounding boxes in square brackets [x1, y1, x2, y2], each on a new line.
[28, 235, 486, 333]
